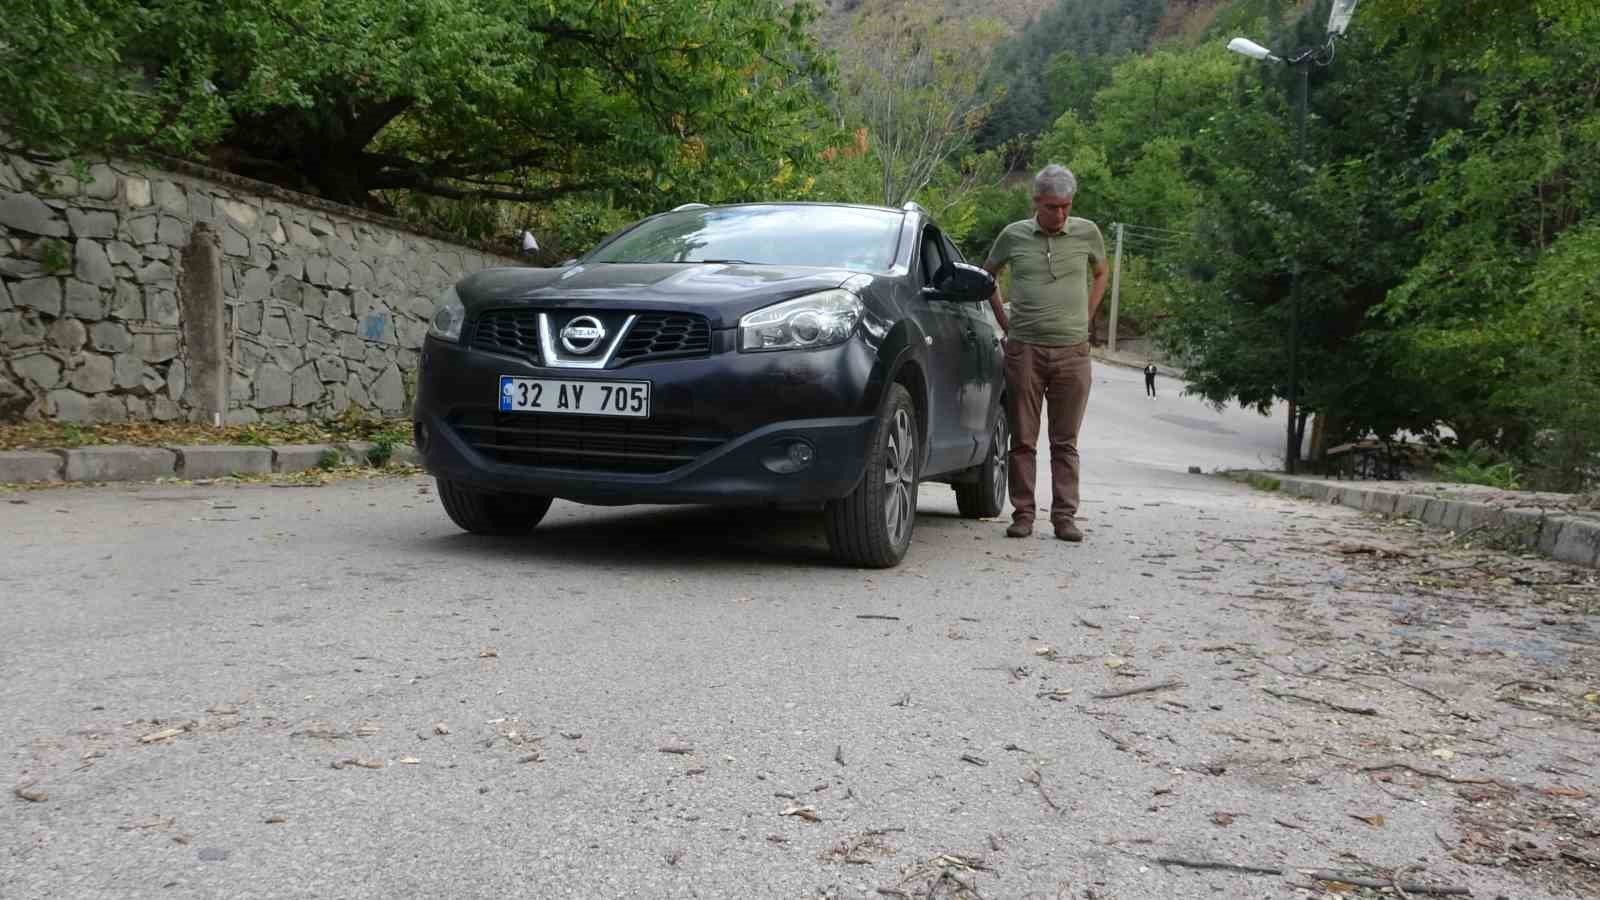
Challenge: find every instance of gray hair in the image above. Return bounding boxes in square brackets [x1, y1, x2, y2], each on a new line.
[1033, 164, 1077, 198]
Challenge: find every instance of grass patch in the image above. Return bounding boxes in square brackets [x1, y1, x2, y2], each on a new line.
[1247, 474, 1282, 492]
[0, 411, 412, 452]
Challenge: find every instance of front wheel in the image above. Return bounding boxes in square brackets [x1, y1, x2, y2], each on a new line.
[436, 479, 552, 536]
[955, 405, 1009, 519]
[824, 384, 919, 568]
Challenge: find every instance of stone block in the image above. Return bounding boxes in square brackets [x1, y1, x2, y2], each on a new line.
[12, 352, 64, 388]
[372, 363, 405, 412]
[63, 279, 106, 318]
[264, 310, 292, 342]
[83, 165, 119, 201]
[124, 214, 159, 245]
[152, 396, 181, 420]
[133, 332, 181, 363]
[152, 180, 187, 216]
[146, 288, 179, 325]
[1394, 494, 1428, 519]
[1551, 518, 1600, 567]
[88, 320, 132, 353]
[239, 266, 271, 301]
[225, 407, 260, 425]
[166, 359, 187, 400]
[304, 255, 328, 285]
[291, 363, 322, 407]
[288, 223, 319, 250]
[106, 240, 141, 265]
[220, 199, 258, 229]
[189, 192, 214, 223]
[0, 193, 68, 237]
[12, 277, 62, 316]
[170, 444, 273, 479]
[222, 228, 249, 257]
[68, 210, 118, 239]
[272, 345, 305, 370]
[87, 394, 127, 422]
[254, 363, 292, 407]
[46, 389, 92, 422]
[125, 177, 152, 207]
[314, 355, 347, 383]
[310, 217, 336, 236]
[324, 259, 350, 289]
[62, 446, 176, 482]
[113, 353, 150, 390]
[158, 216, 188, 247]
[272, 443, 337, 473]
[135, 260, 174, 284]
[1, 309, 47, 348]
[68, 353, 114, 393]
[0, 450, 64, 483]
[47, 317, 87, 351]
[235, 301, 263, 334]
[109, 281, 143, 319]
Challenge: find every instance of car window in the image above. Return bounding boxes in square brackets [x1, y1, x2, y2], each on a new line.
[940, 234, 965, 265]
[584, 205, 904, 273]
[919, 228, 946, 285]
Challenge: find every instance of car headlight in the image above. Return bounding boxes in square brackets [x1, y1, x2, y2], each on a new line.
[739, 289, 862, 352]
[428, 285, 465, 342]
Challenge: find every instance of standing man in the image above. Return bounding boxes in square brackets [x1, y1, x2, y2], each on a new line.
[983, 164, 1109, 542]
[1144, 362, 1158, 398]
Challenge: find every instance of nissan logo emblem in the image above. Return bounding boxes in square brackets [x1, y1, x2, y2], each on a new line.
[560, 316, 607, 355]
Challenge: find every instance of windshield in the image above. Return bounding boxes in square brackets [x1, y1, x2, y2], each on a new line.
[585, 205, 904, 272]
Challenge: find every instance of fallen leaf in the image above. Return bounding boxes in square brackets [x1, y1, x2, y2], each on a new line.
[433, 722, 450, 735]
[1033, 646, 1059, 660]
[659, 743, 694, 755]
[139, 728, 185, 744]
[560, 731, 582, 740]
[265, 815, 288, 824]
[1212, 812, 1235, 826]
[518, 751, 544, 764]
[1431, 748, 1456, 761]
[14, 784, 48, 803]
[1036, 688, 1074, 701]
[1584, 691, 1598, 705]
[1105, 657, 1127, 669]
[331, 756, 385, 770]
[1541, 786, 1588, 799]
[479, 648, 498, 658]
[354, 723, 382, 738]
[397, 756, 420, 765]
[780, 804, 820, 822]
[1351, 814, 1386, 827]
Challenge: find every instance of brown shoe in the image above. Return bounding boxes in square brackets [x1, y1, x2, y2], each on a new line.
[1053, 520, 1084, 542]
[1005, 521, 1033, 538]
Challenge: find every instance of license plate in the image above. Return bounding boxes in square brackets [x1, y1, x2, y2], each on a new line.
[498, 376, 650, 418]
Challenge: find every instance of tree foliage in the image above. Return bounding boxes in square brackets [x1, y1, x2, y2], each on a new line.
[1, 0, 832, 211]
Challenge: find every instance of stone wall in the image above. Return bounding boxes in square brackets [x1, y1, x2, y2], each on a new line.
[0, 152, 520, 424]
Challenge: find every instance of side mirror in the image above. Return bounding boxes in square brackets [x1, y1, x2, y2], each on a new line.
[519, 230, 540, 255]
[926, 262, 995, 304]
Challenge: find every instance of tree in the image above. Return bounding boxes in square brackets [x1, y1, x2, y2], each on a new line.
[0, 0, 832, 210]
[835, 6, 1006, 207]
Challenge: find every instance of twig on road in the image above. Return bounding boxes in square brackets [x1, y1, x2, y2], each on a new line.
[1302, 869, 1470, 896]
[1093, 679, 1183, 700]
[1078, 616, 1103, 630]
[1152, 856, 1282, 876]
[1022, 768, 1059, 811]
[1262, 686, 1377, 716]
[1358, 762, 1503, 786]
[1349, 669, 1451, 705]
[856, 614, 900, 621]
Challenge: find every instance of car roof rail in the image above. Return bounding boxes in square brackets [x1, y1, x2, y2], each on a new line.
[671, 202, 711, 211]
[901, 200, 928, 216]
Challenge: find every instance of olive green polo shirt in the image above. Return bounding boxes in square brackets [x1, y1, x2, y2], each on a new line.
[984, 216, 1106, 346]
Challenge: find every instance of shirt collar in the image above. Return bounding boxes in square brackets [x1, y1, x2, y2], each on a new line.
[1031, 218, 1067, 237]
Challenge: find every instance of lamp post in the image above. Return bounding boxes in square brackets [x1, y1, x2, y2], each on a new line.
[1226, 37, 1318, 475]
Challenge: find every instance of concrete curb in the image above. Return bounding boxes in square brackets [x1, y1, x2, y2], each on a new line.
[1, 441, 419, 485]
[1226, 471, 1600, 569]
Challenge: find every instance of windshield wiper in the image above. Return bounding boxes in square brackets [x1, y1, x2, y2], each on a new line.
[686, 258, 756, 265]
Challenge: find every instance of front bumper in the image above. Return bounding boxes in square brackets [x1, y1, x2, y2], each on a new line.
[413, 335, 879, 506]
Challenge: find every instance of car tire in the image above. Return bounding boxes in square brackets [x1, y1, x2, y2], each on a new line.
[955, 404, 1009, 519]
[824, 384, 919, 568]
[436, 478, 552, 536]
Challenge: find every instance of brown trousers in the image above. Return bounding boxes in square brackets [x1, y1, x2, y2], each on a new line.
[1004, 340, 1092, 526]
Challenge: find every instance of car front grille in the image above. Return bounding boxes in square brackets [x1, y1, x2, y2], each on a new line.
[613, 313, 712, 365]
[471, 309, 540, 362]
[451, 412, 726, 474]
[469, 309, 710, 367]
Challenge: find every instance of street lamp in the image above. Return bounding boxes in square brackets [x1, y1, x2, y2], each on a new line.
[1226, 19, 1345, 475]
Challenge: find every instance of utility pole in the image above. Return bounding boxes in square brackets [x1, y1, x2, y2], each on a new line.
[1284, 59, 1308, 475]
[1107, 222, 1124, 354]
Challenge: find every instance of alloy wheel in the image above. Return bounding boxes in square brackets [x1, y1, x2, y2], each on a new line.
[991, 414, 1009, 511]
[882, 408, 916, 546]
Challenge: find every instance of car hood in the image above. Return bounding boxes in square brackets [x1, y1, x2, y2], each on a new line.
[456, 264, 869, 329]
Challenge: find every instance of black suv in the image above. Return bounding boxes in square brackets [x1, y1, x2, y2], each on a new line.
[413, 201, 1009, 567]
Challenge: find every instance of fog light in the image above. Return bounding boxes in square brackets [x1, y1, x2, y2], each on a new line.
[761, 439, 815, 474]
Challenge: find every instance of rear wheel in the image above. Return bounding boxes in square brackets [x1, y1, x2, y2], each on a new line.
[824, 384, 918, 568]
[436, 479, 552, 536]
[955, 405, 1009, 519]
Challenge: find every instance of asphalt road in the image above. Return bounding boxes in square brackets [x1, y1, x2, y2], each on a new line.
[4, 362, 1596, 899]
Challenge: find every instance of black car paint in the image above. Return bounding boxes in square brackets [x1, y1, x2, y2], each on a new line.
[413, 204, 1004, 507]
